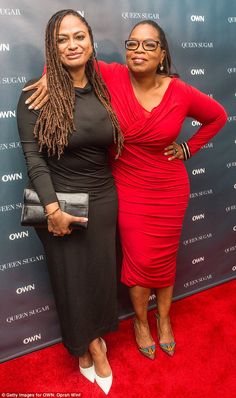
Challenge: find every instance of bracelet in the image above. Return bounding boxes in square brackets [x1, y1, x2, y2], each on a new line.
[45, 207, 60, 218]
[180, 141, 191, 160]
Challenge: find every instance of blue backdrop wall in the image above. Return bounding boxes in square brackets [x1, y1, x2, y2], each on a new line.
[0, 0, 235, 362]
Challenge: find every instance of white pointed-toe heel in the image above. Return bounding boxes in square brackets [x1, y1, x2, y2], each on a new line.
[79, 363, 95, 383]
[94, 338, 113, 395]
[95, 371, 113, 395]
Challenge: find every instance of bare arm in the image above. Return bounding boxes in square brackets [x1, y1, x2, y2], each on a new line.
[23, 60, 120, 110]
[22, 60, 117, 110]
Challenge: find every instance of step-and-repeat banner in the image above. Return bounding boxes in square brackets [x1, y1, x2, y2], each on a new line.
[0, 0, 235, 362]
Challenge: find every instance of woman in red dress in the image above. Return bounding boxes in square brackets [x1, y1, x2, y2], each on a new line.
[24, 19, 227, 360]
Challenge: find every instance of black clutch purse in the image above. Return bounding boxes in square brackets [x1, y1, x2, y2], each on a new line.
[21, 188, 89, 229]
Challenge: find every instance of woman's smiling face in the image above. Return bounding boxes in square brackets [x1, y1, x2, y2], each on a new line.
[57, 14, 93, 70]
[126, 23, 166, 75]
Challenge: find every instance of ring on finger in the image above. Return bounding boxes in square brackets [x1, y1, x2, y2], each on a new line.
[173, 147, 178, 156]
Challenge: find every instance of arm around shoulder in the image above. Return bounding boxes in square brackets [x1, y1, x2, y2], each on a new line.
[21, 75, 48, 109]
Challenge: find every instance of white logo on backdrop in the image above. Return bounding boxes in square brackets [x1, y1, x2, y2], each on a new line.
[23, 334, 41, 345]
[1, 173, 22, 182]
[76, 10, 85, 17]
[192, 120, 202, 127]
[228, 116, 236, 122]
[184, 274, 212, 288]
[190, 15, 205, 22]
[0, 254, 45, 272]
[6, 305, 50, 323]
[0, 9, 21, 16]
[122, 12, 159, 20]
[0, 110, 16, 118]
[191, 69, 205, 75]
[192, 214, 205, 221]
[16, 284, 35, 295]
[227, 68, 236, 74]
[0, 76, 26, 84]
[183, 233, 212, 246]
[0, 203, 22, 213]
[192, 168, 206, 175]
[192, 256, 205, 264]
[202, 142, 213, 149]
[225, 205, 236, 212]
[228, 17, 236, 23]
[148, 293, 156, 302]
[190, 189, 213, 199]
[9, 231, 29, 240]
[227, 162, 236, 168]
[182, 42, 213, 49]
[225, 245, 236, 253]
[0, 142, 21, 151]
[0, 43, 10, 51]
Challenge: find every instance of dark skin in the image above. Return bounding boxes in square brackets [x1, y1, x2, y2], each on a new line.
[24, 74, 183, 161]
[23, 23, 185, 351]
[125, 23, 179, 352]
[24, 14, 112, 378]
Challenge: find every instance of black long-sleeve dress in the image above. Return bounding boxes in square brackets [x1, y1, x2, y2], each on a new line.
[17, 81, 118, 356]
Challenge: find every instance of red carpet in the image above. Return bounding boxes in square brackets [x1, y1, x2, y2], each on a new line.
[0, 279, 235, 398]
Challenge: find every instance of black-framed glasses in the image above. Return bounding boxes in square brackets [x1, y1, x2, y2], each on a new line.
[125, 39, 161, 51]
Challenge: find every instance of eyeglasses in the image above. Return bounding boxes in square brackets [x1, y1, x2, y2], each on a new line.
[125, 39, 161, 51]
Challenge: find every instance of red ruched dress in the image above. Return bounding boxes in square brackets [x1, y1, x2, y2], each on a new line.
[98, 61, 227, 288]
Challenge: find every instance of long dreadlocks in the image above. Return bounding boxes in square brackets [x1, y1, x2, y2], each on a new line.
[34, 9, 123, 159]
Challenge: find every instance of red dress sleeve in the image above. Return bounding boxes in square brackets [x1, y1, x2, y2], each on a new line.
[96, 60, 124, 85]
[185, 84, 227, 156]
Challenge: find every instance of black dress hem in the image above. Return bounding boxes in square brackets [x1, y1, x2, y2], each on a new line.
[64, 321, 119, 356]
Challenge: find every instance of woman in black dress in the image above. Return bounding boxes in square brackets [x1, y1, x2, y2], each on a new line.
[17, 9, 123, 395]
